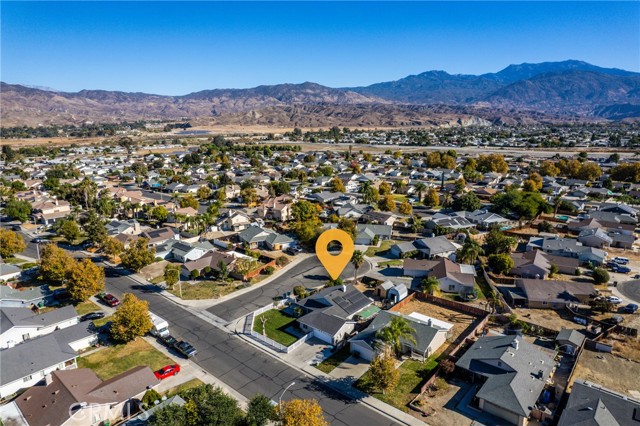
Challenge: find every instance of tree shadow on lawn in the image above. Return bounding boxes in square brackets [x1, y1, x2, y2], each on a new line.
[306, 376, 366, 403]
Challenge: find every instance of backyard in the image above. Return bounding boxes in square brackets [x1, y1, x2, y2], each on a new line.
[355, 357, 439, 411]
[571, 347, 640, 397]
[77, 338, 173, 380]
[253, 309, 299, 347]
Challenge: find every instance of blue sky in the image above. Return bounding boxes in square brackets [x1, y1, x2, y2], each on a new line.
[2, 1, 638, 95]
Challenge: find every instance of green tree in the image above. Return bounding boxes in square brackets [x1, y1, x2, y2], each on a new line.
[67, 258, 105, 301]
[180, 384, 244, 426]
[103, 237, 124, 258]
[330, 178, 346, 193]
[592, 267, 610, 285]
[484, 228, 516, 255]
[488, 253, 514, 275]
[398, 200, 412, 215]
[337, 217, 357, 241]
[414, 183, 427, 201]
[197, 185, 212, 200]
[142, 389, 162, 407]
[376, 316, 417, 356]
[110, 293, 153, 343]
[121, 238, 156, 272]
[58, 218, 81, 243]
[452, 192, 481, 212]
[457, 238, 484, 264]
[179, 195, 199, 209]
[279, 399, 328, 426]
[40, 244, 74, 284]
[421, 276, 440, 295]
[0, 229, 26, 258]
[423, 188, 440, 207]
[150, 205, 169, 223]
[549, 264, 559, 278]
[378, 181, 392, 196]
[351, 250, 365, 283]
[217, 260, 230, 281]
[4, 198, 32, 222]
[82, 210, 107, 245]
[368, 345, 400, 395]
[246, 394, 277, 426]
[164, 263, 181, 289]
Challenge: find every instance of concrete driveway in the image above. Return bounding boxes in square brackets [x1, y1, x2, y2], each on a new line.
[329, 355, 369, 385]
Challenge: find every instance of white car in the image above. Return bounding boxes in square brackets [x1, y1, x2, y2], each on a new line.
[606, 296, 623, 304]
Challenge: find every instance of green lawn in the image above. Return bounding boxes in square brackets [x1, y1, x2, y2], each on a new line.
[315, 345, 352, 374]
[392, 194, 409, 203]
[474, 272, 493, 299]
[378, 260, 403, 268]
[1, 256, 24, 264]
[365, 240, 395, 257]
[168, 281, 220, 300]
[355, 357, 439, 411]
[75, 300, 102, 316]
[93, 314, 113, 328]
[149, 275, 165, 285]
[253, 309, 298, 347]
[77, 338, 173, 380]
[163, 378, 204, 398]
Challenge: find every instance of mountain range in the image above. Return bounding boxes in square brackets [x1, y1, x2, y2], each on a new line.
[2, 60, 639, 128]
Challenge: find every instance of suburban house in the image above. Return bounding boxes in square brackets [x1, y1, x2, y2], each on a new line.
[0, 263, 22, 282]
[217, 210, 253, 232]
[139, 227, 179, 247]
[464, 209, 513, 229]
[14, 366, 158, 426]
[510, 250, 579, 279]
[354, 224, 392, 246]
[1, 305, 79, 349]
[237, 226, 293, 251]
[0, 322, 97, 398]
[0, 285, 51, 308]
[390, 236, 459, 259]
[31, 198, 72, 225]
[349, 310, 450, 362]
[106, 219, 141, 236]
[508, 278, 595, 309]
[259, 196, 292, 222]
[180, 250, 237, 279]
[169, 241, 212, 262]
[456, 335, 555, 426]
[361, 211, 397, 227]
[526, 236, 607, 265]
[403, 257, 476, 295]
[295, 285, 373, 345]
[558, 379, 640, 426]
[425, 213, 475, 231]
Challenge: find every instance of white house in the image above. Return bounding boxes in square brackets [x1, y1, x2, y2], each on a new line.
[0, 306, 79, 349]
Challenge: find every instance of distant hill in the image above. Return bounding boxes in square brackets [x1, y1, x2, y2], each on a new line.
[2, 60, 639, 127]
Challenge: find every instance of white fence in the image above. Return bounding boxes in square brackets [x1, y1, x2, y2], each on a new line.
[244, 300, 310, 353]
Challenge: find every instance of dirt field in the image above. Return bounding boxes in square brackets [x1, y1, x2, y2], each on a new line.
[412, 379, 472, 426]
[395, 299, 478, 345]
[598, 333, 640, 362]
[512, 307, 581, 332]
[571, 348, 640, 397]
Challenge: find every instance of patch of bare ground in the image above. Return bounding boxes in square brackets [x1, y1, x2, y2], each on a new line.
[394, 299, 478, 346]
[410, 379, 472, 426]
[598, 334, 640, 362]
[571, 348, 640, 397]
[512, 307, 581, 332]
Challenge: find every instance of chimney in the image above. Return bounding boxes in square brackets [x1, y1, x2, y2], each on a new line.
[427, 319, 432, 326]
[342, 285, 347, 293]
[45, 373, 53, 386]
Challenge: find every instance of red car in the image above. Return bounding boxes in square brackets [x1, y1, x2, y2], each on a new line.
[154, 364, 180, 380]
[97, 292, 120, 307]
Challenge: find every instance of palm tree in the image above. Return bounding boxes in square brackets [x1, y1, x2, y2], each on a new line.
[376, 317, 417, 356]
[421, 276, 440, 295]
[458, 238, 484, 265]
[415, 182, 427, 202]
[351, 250, 365, 283]
[487, 291, 505, 314]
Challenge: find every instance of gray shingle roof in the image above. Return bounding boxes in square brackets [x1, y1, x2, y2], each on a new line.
[456, 335, 555, 418]
[1, 305, 78, 330]
[558, 380, 640, 426]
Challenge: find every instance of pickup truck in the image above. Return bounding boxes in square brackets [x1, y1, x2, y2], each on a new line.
[174, 341, 198, 358]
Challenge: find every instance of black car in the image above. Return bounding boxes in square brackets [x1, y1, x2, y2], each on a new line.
[285, 246, 303, 256]
[53, 288, 72, 302]
[80, 311, 106, 321]
[160, 335, 178, 347]
[174, 341, 197, 358]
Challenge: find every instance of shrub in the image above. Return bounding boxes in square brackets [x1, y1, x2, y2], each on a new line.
[575, 268, 581, 276]
[190, 269, 200, 280]
[432, 378, 449, 392]
[263, 266, 275, 275]
[203, 266, 212, 276]
[276, 256, 289, 267]
[439, 359, 455, 376]
[142, 388, 161, 406]
[592, 267, 610, 285]
[293, 285, 306, 298]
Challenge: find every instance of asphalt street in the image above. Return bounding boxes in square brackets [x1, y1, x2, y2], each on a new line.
[617, 280, 640, 304]
[100, 262, 398, 426]
[208, 256, 372, 323]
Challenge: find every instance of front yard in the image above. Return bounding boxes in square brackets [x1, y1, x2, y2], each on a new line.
[315, 346, 352, 374]
[355, 358, 439, 411]
[77, 338, 173, 380]
[74, 300, 102, 316]
[365, 239, 395, 257]
[253, 309, 299, 347]
[167, 280, 239, 300]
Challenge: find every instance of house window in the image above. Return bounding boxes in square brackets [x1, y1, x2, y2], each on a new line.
[448, 285, 455, 291]
[23, 375, 32, 382]
[542, 301, 548, 305]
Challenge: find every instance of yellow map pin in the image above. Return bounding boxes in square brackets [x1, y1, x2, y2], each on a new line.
[315, 229, 355, 280]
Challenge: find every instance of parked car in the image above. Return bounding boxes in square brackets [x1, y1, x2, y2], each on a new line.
[160, 335, 178, 347]
[285, 246, 303, 256]
[97, 292, 120, 307]
[154, 364, 181, 380]
[605, 315, 625, 325]
[621, 303, 639, 314]
[613, 257, 630, 265]
[31, 237, 45, 243]
[612, 265, 631, 274]
[53, 288, 72, 302]
[174, 341, 197, 358]
[606, 296, 623, 304]
[80, 311, 105, 321]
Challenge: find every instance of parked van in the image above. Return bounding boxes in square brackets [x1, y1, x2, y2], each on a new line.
[149, 312, 170, 337]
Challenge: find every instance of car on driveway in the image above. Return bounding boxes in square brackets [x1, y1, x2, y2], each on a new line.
[31, 237, 45, 243]
[611, 265, 631, 273]
[613, 257, 630, 265]
[606, 296, 623, 304]
[285, 246, 303, 256]
[621, 303, 639, 314]
[174, 341, 197, 358]
[97, 292, 120, 307]
[154, 364, 181, 380]
[53, 288, 72, 302]
[80, 311, 105, 321]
